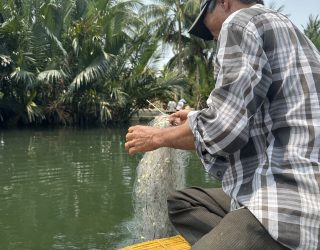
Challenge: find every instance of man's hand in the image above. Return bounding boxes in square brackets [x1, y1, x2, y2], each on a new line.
[125, 119, 196, 155]
[169, 110, 191, 126]
[125, 125, 161, 155]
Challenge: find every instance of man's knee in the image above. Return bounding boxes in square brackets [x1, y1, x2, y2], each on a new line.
[167, 189, 182, 202]
[167, 189, 190, 213]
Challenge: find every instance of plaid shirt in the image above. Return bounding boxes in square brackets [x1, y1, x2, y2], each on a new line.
[188, 4, 320, 250]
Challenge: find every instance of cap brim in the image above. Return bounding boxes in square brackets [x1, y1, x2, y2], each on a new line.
[188, 1, 213, 40]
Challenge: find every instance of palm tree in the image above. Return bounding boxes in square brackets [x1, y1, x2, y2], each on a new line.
[138, 0, 215, 107]
[104, 15, 175, 122]
[0, 0, 47, 125]
[139, 0, 192, 74]
[1, 0, 165, 126]
[304, 15, 320, 50]
[0, 0, 219, 126]
[64, 0, 147, 125]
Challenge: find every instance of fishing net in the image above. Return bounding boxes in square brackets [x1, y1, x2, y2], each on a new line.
[130, 115, 190, 242]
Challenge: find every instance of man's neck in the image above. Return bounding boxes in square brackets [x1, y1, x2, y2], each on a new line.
[229, 0, 256, 14]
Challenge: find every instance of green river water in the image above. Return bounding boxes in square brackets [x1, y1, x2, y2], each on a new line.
[0, 128, 219, 250]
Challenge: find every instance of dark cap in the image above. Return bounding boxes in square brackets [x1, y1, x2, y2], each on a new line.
[188, 0, 214, 40]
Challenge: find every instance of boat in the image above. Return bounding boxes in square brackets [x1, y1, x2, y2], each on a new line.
[120, 235, 190, 250]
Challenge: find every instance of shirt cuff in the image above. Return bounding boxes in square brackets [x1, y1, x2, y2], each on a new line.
[187, 110, 199, 131]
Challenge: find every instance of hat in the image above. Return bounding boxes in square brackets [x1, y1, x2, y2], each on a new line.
[188, 0, 214, 40]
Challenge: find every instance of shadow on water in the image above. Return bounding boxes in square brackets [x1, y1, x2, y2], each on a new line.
[0, 128, 219, 250]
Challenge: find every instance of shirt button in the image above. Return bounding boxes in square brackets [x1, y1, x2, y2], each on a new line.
[217, 171, 222, 178]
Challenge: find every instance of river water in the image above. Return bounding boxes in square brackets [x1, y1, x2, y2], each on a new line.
[0, 128, 219, 249]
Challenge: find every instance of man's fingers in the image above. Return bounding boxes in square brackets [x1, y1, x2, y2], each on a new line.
[126, 126, 138, 141]
[128, 126, 134, 132]
[169, 113, 179, 119]
[127, 126, 136, 133]
[125, 125, 157, 154]
[126, 132, 133, 142]
[125, 141, 136, 154]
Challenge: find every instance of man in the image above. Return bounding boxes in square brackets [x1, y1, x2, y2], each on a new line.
[176, 98, 187, 111]
[167, 100, 177, 112]
[125, 0, 320, 249]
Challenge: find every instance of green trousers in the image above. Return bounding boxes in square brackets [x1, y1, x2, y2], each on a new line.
[167, 187, 289, 250]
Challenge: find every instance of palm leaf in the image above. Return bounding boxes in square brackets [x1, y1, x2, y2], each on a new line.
[43, 26, 67, 56]
[37, 69, 66, 84]
[70, 52, 113, 90]
[0, 54, 12, 66]
[133, 38, 158, 75]
[10, 68, 37, 88]
[99, 100, 112, 123]
[25, 90, 44, 123]
[62, 0, 77, 28]
[304, 15, 320, 50]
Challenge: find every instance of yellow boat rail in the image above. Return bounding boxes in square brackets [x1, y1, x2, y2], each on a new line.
[120, 235, 191, 250]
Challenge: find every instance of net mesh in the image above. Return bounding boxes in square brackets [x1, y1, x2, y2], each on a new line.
[130, 115, 190, 242]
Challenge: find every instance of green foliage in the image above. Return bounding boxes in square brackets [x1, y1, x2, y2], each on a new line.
[2, 0, 316, 127]
[0, 0, 161, 127]
[304, 15, 320, 51]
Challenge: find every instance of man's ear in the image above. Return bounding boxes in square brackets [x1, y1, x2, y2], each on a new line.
[221, 0, 232, 12]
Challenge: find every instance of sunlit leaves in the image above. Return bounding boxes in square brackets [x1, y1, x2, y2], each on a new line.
[37, 69, 66, 84]
[70, 54, 112, 90]
[304, 15, 320, 50]
[10, 67, 37, 89]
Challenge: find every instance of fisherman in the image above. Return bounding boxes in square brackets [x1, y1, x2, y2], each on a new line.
[167, 100, 177, 113]
[176, 98, 187, 111]
[125, 0, 320, 249]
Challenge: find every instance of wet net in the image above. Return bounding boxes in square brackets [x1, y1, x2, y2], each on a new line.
[130, 115, 190, 242]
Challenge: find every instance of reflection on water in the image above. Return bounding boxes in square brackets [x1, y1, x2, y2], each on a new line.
[0, 128, 218, 250]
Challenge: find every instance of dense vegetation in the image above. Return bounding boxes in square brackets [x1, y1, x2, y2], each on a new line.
[0, 0, 319, 127]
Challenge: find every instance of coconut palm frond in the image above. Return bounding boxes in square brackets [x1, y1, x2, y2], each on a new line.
[70, 53, 112, 90]
[37, 69, 66, 84]
[26, 100, 44, 122]
[39, 2, 63, 35]
[0, 55, 12, 66]
[133, 39, 158, 75]
[43, 26, 67, 56]
[25, 91, 44, 123]
[72, 38, 80, 57]
[99, 100, 112, 123]
[10, 68, 37, 88]
[62, 0, 77, 27]
[304, 15, 320, 50]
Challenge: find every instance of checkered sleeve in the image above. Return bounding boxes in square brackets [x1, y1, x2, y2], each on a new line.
[188, 23, 272, 167]
[189, 5, 320, 248]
